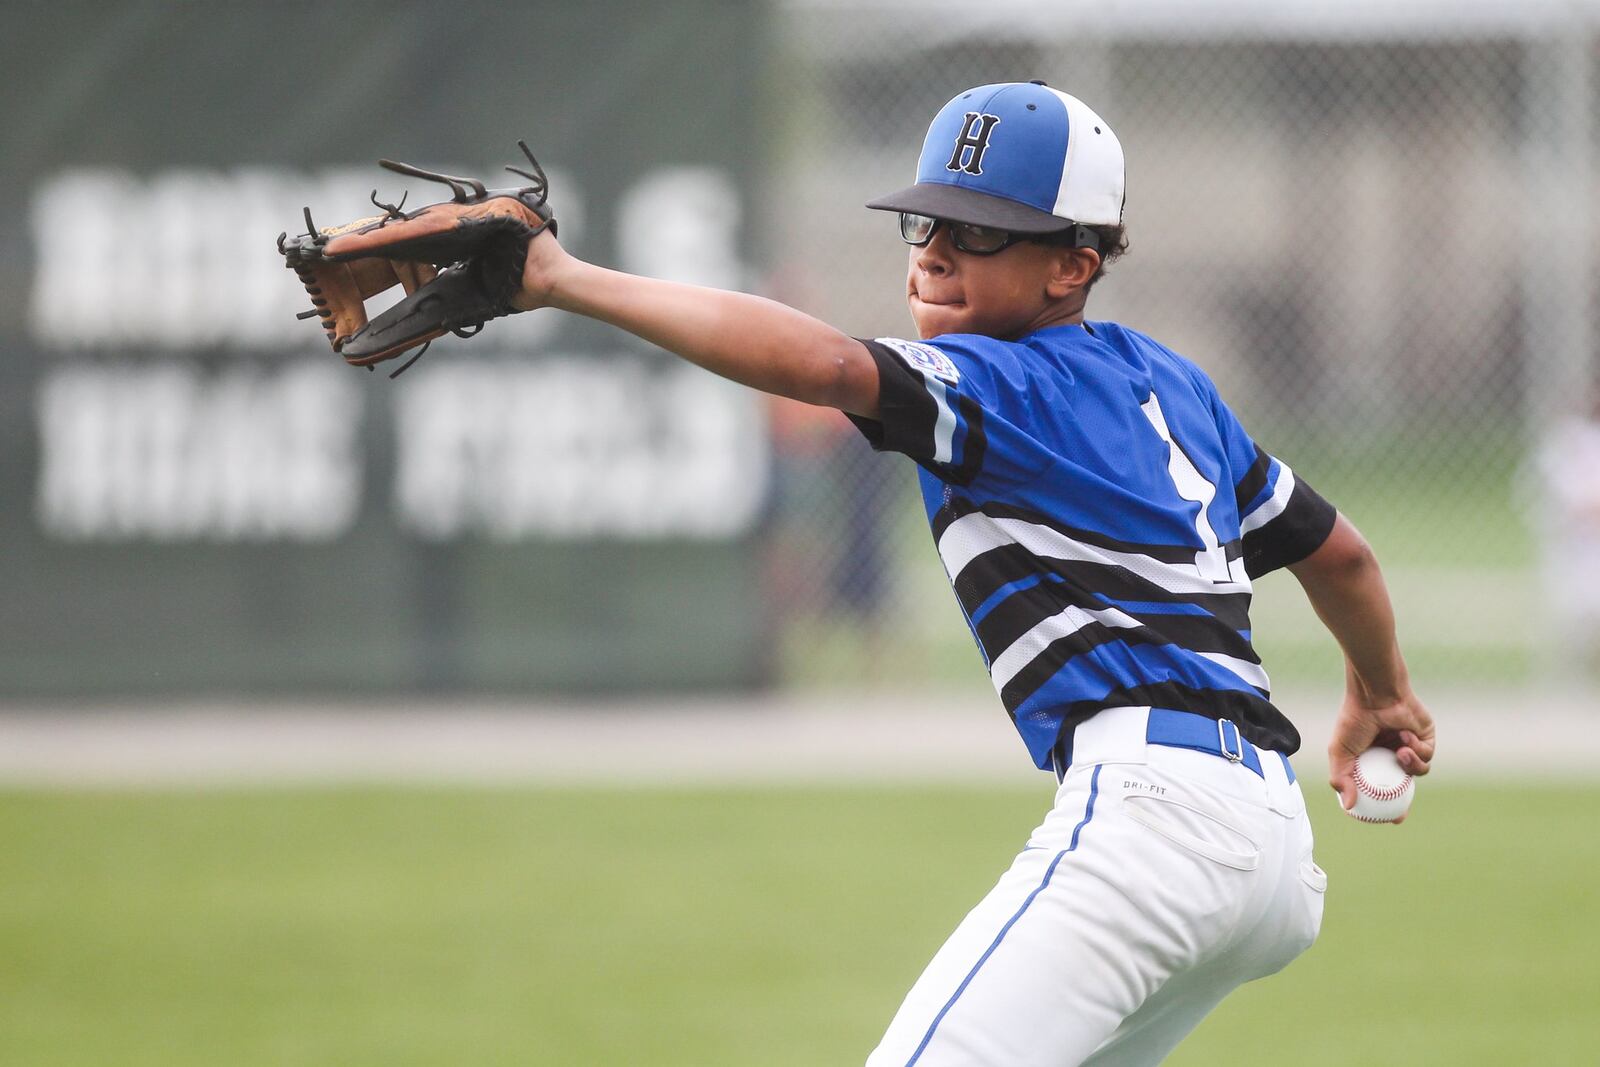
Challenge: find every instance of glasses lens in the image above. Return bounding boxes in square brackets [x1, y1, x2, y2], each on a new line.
[951, 222, 1010, 254]
[899, 213, 936, 245]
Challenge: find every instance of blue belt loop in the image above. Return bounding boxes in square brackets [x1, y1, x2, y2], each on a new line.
[1216, 718, 1244, 763]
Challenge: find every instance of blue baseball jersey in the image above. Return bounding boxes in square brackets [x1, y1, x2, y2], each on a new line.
[848, 322, 1337, 771]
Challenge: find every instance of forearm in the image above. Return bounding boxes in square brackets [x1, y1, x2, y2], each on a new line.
[542, 256, 879, 417]
[1293, 512, 1436, 788]
[1288, 513, 1409, 700]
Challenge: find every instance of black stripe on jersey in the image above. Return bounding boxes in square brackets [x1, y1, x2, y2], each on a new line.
[946, 390, 987, 486]
[930, 496, 966, 542]
[997, 617, 1267, 715]
[846, 340, 987, 487]
[1052, 682, 1302, 756]
[1137, 611, 1259, 661]
[1234, 445, 1272, 516]
[1242, 476, 1338, 578]
[936, 496, 1204, 565]
[951, 541, 1254, 634]
[844, 345, 929, 457]
[972, 572, 1260, 668]
[998, 619, 1145, 711]
[972, 578, 1107, 658]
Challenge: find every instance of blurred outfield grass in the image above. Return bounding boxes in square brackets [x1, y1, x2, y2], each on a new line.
[0, 781, 1592, 1065]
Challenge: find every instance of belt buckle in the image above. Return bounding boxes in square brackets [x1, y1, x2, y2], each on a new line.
[1216, 718, 1245, 763]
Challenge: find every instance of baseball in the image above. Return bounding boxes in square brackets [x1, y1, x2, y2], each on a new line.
[1344, 747, 1415, 823]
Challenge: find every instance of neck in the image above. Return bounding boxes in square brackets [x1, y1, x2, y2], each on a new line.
[1016, 293, 1088, 337]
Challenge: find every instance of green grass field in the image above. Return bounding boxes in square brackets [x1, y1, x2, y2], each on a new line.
[0, 782, 1593, 1065]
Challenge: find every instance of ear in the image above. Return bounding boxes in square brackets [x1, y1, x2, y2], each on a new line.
[1044, 247, 1101, 299]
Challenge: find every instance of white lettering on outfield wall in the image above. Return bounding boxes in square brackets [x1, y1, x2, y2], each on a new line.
[393, 356, 768, 539]
[29, 165, 765, 541]
[28, 166, 583, 351]
[36, 364, 362, 541]
[617, 167, 745, 290]
[34, 356, 767, 541]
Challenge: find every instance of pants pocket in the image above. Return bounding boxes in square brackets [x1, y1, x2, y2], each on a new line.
[1290, 846, 1328, 957]
[1299, 853, 1328, 894]
[1122, 794, 1262, 872]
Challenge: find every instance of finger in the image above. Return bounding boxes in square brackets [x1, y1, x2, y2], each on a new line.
[1397, 731, 1436, 774]
[1329, 720, 1381, 761]
[1400, 729, 1437, 763]
[1329, 774, 1357, 811]
[1395, 746, 1430, 776]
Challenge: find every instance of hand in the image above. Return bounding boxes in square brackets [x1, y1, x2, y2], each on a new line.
[1326, 684, 1435, 820]
[511, 228, 575, 312]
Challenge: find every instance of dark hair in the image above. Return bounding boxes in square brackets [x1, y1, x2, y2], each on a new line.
[1084, 224, 1129, 290]
[1034, 223, 1129, 292]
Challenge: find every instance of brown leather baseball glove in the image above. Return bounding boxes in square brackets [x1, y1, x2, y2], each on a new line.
[278, 141, 555, 377]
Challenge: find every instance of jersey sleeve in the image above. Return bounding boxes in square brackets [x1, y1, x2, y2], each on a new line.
[1233, 446, 1337, 577]
[1200, 373, 1337, 578]
[844, 337, 988, 485]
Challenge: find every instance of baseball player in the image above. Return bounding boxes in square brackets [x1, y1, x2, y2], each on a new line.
[499, 80, 1437, 1064]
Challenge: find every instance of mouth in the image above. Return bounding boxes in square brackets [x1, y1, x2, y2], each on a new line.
[911, 292, 965, 308]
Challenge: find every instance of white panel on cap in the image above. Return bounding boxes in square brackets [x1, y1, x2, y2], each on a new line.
[1045, 88, 1125, 226]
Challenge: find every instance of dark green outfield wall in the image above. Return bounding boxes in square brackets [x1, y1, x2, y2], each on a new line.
[0, 2, 777, 696]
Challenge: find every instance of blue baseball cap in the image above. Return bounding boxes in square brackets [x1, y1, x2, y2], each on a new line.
[867, 81, 1125, 234]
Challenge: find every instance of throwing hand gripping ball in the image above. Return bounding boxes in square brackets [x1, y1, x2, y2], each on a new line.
[1344, 746, 1416, 823]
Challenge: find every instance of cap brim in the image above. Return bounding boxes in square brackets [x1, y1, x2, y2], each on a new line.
[865, 182, 1073, 234]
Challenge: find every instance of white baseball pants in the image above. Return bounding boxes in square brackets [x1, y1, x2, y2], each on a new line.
[866, 706, 1326, 1067]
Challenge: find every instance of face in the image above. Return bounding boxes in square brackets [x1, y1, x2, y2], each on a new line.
[905, 223, 1091, 341]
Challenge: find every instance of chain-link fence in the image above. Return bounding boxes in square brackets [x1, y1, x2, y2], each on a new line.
[7, 2, 1599, 708]
[762, 3, 1600, 699]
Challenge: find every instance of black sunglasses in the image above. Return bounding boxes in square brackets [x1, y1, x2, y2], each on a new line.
[898, 213, 1102, 255]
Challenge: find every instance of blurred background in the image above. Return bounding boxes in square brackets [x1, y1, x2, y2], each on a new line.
[1, 1, 1597, 1064]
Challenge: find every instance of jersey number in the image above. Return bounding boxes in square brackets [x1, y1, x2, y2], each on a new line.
[1140, 393, 1234, 583]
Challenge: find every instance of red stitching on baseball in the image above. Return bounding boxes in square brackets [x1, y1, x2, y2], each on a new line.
[1351, 759, 1412, 803]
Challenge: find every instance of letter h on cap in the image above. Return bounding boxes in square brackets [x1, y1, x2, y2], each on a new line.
[946, 112, 1001, 176]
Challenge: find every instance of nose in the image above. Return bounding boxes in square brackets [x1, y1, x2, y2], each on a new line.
[915, 226, 955, 276]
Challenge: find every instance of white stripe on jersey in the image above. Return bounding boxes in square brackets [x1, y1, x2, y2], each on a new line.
[923, 374, 957, 465]
[937, 512, 1254, 599]
[1239, 462, 1298, 536]
[1197, 651, 1272, 693]
[988, 602, 1143, 692]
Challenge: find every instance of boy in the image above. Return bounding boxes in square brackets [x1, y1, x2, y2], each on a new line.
[512, 81, 1435, 1066]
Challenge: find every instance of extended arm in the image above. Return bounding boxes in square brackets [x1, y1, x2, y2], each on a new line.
[514, 231, 881, 418]
[1287, 512, 1436, 815]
